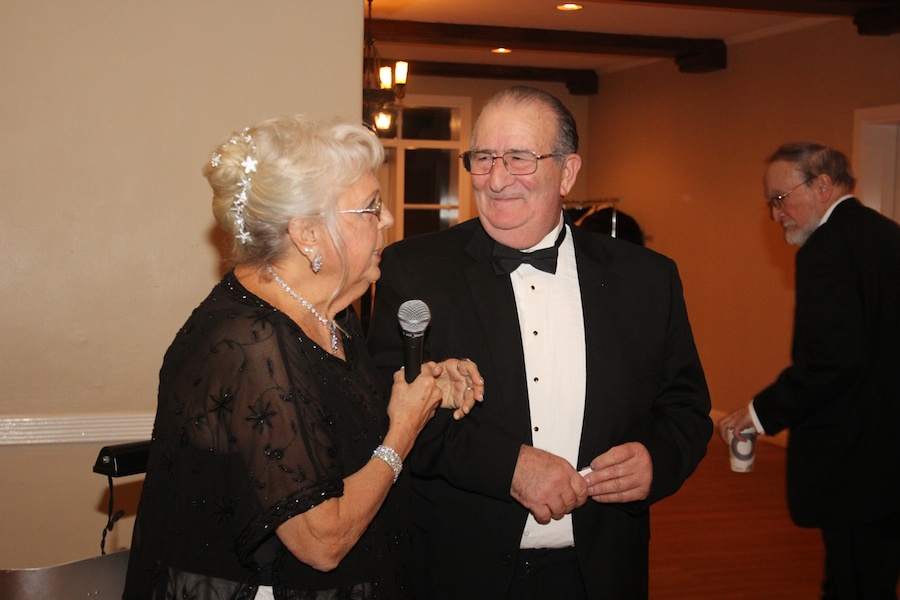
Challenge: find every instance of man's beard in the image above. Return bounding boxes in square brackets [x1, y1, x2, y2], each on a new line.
[783, 220, 818, 246]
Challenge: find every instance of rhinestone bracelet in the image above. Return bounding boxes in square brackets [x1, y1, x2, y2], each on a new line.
[372, 445, 403, 484]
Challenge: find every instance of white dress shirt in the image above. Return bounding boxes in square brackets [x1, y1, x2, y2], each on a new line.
[510, 218, 587, 549]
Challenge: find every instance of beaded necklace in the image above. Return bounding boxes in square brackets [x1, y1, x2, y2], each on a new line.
[266, 264, 338, 354]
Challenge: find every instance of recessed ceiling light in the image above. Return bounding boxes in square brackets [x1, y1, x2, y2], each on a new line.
[492, 47, 512, 54]
[557, 3, 583, 10]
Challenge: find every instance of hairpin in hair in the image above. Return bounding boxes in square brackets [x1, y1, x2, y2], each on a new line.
[211, 127, 257, 244]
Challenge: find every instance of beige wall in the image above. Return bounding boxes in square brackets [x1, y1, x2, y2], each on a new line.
[0, 0, 361, 568]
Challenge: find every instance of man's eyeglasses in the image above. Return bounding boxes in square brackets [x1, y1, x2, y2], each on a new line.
[336, 194, 382, 220]
[768, 177, 813, 210]
[460, 151, 561, 176]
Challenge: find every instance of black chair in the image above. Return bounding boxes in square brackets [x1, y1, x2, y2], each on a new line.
[93, 441, 152, 555]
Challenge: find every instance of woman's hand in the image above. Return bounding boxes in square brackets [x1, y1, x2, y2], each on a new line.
[384, 364, 443, 457]
[433, 358, 485, 420]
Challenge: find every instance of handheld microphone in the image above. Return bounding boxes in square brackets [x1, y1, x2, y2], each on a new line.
[397, 299, 431, 383]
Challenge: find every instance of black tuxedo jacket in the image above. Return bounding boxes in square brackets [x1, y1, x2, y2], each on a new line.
[753, 198, 900, 529]
[368, 217, 711, 599]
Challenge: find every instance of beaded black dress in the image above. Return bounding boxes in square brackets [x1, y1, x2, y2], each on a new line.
[123, 272, 410, 600]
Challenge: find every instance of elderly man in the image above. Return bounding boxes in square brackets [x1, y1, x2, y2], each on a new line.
[719, 141, 900, 599]
[368, 86, 712, 599]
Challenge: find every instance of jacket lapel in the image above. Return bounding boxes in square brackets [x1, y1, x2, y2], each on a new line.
[570, 225, 622, 465]
[464, 224, 533, 440]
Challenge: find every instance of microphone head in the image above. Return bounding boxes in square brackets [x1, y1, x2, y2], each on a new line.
[398, 300, 431, 335]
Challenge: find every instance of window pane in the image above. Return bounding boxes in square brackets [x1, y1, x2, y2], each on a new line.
[401, 107, 457, 141]
[403, 209, 456, 239]
[403, 148, 459, 238]
[405, 149, 452, 205]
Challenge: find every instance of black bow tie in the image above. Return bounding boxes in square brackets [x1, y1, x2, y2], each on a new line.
[492, 227, 567, 275]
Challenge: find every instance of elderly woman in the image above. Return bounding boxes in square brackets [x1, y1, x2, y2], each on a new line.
[123, 116, 484, 600]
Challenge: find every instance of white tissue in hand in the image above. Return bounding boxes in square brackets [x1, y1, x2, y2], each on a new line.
[578, 466, 593, 477]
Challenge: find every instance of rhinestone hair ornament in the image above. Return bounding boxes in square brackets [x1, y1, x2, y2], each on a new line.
[210, 127, 257, 244]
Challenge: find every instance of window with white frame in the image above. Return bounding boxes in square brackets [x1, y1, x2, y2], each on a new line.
[374, 94, 473, 245]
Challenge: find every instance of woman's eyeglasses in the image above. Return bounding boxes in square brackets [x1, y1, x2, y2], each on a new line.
[336, 195, 382, 220]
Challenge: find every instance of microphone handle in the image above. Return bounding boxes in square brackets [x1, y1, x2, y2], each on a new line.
[402, 332, 425, 383]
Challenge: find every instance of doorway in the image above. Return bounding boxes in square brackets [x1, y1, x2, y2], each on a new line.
[853, 103, 900, 222]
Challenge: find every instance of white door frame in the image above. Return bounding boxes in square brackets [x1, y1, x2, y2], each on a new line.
[853, 103, 900, 222]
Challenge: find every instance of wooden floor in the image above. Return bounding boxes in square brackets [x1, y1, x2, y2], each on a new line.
[648, 438, 824, 599]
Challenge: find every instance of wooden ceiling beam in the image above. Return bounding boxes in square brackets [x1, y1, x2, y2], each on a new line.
[366, 18, 726, 73]
[398, 60, 601, 95]
[853, 5, 900, 35]
[615, 0, 899, 34]
[613, 0, 885, 16]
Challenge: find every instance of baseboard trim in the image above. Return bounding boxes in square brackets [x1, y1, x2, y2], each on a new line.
[0, 414, 154, 445]
[1, 410, 782, 449]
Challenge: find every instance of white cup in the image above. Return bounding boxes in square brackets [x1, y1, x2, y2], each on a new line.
[727, 427, 757, 473]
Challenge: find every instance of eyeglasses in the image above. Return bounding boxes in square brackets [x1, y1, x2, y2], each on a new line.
[336, 194, 382, 220]
[768, 177, 813, 210]
[460, 151, 561, 176]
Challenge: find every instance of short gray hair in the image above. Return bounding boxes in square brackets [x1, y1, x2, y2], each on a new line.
[766, 141, 855, 191]
[474, 86, 579, 162]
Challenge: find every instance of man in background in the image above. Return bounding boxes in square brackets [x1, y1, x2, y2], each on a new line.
[719, 141, 900, 599]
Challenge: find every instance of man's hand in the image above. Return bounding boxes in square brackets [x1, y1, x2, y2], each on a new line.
[510, 445, 589, 524]
[582, 442, 653, 503]
[717, 406, 755, 444]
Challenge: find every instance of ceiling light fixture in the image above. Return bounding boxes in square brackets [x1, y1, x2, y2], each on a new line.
[557, 3, 584, 11]
[364, 0, 408, 130]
